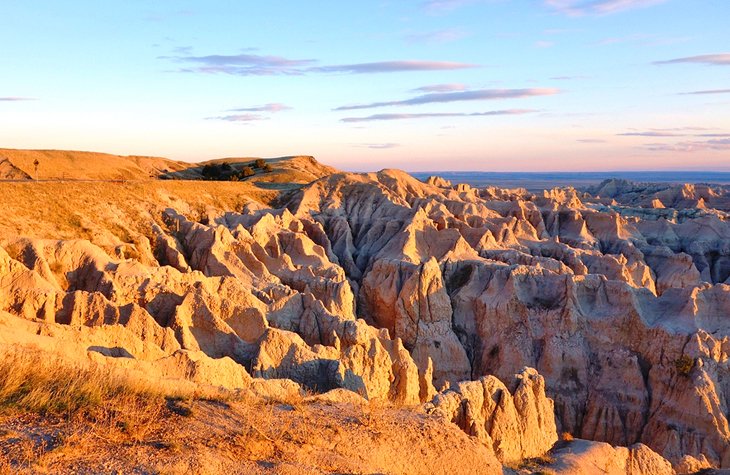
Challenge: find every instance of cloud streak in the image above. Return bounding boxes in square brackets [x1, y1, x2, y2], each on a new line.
[0, 97, 35, 101]
[645, 138, 730, 152]
[544, 0, 667, 15]
[341, 109, 537, 122]
[654, 53, 730, 66]
[206, 113, 267, 122]
[228, 103, 291, 112]
[411, 83, 468, 93]
[336, 88, 559, 111]
[679, 89, 730, 95]
[618, 128, 730, 138]
[618, 131, 682, 137]
[172, 53, 315, 75]
[354, 143, 402, 149]
[168, 52, 476, 76]
[310, 60, 476, 74]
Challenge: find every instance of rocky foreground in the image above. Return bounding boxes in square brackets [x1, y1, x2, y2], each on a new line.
[0, 155, 729, 474]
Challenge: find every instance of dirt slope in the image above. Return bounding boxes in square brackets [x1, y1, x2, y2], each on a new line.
[0, 148, 188, 180]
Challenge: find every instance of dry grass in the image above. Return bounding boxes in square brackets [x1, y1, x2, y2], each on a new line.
[0, 350, 159, 417]
[0, 349, 499, 474]
[0, 349, 200, 472]
[0, 180, 278, 253]
[507, 453, 557, 473]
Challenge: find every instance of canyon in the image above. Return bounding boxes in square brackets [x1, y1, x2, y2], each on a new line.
[0, 150, 728, 474]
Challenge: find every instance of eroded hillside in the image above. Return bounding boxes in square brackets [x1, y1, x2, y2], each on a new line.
[1, 154, 729, 474]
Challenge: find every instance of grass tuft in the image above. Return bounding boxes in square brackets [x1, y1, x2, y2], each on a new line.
[0, 349, 158, 417]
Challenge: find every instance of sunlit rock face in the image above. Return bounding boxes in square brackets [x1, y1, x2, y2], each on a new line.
[1, 168, 729, 469]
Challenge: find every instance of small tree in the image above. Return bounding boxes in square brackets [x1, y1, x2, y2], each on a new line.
[201, 164, 220, 179]
[33, 159, 39, 180]
[254, 159, 266, 169]
[241, 166, 255, 178]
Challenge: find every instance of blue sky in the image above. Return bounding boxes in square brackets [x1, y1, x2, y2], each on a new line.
[1, 0, 729, 171]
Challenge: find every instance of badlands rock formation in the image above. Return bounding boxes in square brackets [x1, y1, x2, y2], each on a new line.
[1, 157, 729, 472]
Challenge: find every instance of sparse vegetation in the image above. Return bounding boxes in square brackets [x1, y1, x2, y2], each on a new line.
[200, 162, 262, 181]
[0, 349, 235, 472]
[515, 454, 556, 472]
[675, 355, 694, 376]
[262, 163, 273, 173]
[201, 163, 222, 179]
[241, 166, 255, 178]
[0, 349, 158, 417]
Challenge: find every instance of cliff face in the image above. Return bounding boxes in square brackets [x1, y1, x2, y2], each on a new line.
[284, 170, 730, 467]
[0, 165, 729, 471]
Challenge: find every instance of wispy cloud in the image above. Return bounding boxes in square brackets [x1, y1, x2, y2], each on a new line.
[206, 113, 267, 122]
[679, 89, 730, 95]
[335, 88, 559, 111]
[620, 128, 730, 139]
[616, 127, 730, 147]
[411, 83, 468, 93]
[310, 60, 476, 74]
[353, 143, 402, 149]
[0, 97, 35, 101]
[654, 53, 730, 66]
[648, 127, 714, 132]
[166, 52, 476, 76]
[577, 139, 607, 143]
[170, 53, 316, 75]
[405, 28, 469, 44]
[644, 138, 730, 152]
[341, 109, 537, 122]
[618, 131, 682, 137]
[545, 0, 667, 16]
[228, 103, 291, 112]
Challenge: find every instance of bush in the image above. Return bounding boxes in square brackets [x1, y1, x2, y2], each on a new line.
[254, 159, 266, 169]
[241, 166, 255, 178]
[675, 355, 694, 376]
[262, 163, 273, 173]
[201, 164, 220, 179]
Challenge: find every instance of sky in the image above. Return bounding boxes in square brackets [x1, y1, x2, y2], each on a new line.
[1, 0, 729, 172]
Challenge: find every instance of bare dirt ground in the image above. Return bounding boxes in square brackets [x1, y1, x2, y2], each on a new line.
[0, 397, 500, 474]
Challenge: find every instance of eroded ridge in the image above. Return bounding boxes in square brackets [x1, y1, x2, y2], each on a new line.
[1, 168, 728, 471]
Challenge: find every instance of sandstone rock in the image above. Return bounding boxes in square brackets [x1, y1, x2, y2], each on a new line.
[427, 367, 557, 463]
[1, 166, 729, 469]
[547, 439, 674, 475]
